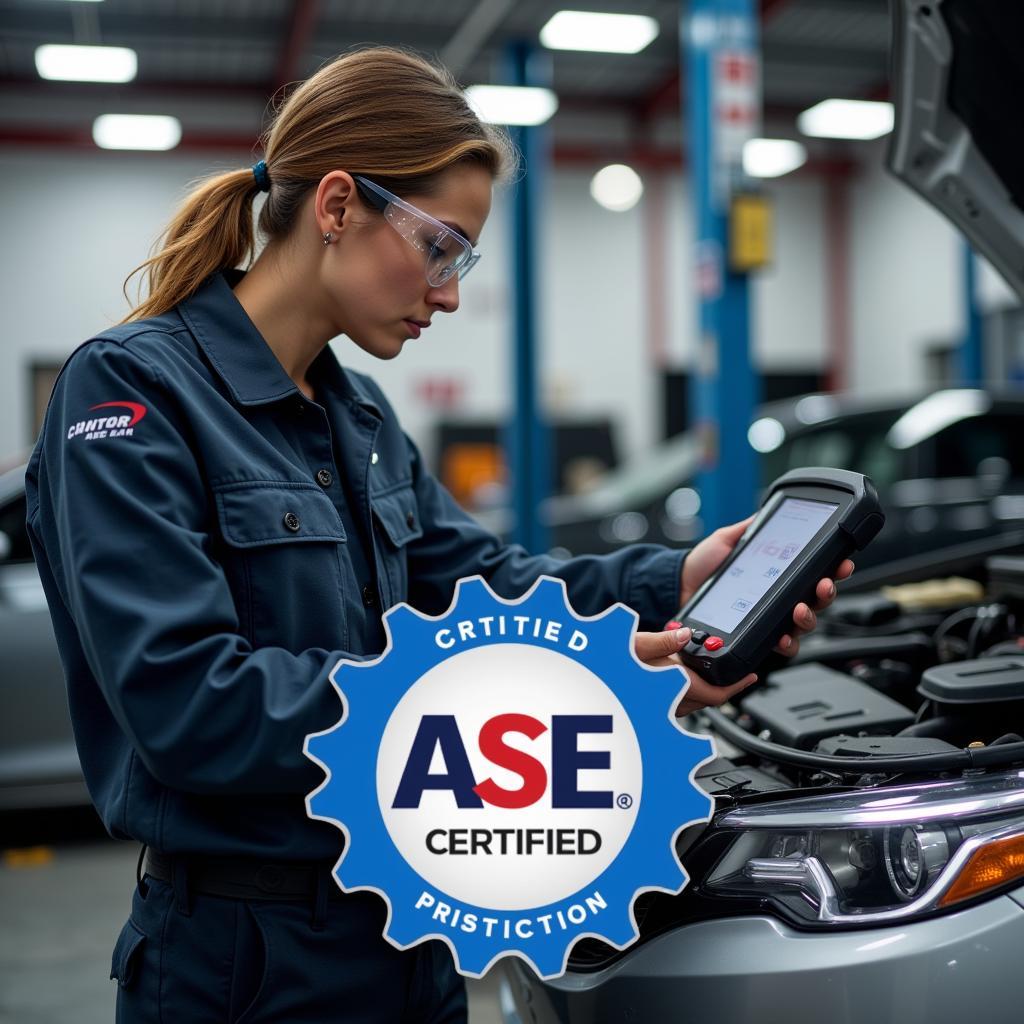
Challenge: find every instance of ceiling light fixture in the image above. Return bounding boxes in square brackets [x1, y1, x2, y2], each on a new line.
[539, 10, 660, 54]
[797, 99, 895, 140]
[590, 164, 644, 212]
[35, 44, 137, 83]
[465, 85, 558, 126]
[743, 138, 808, 178]
[92, 114, 182, 151]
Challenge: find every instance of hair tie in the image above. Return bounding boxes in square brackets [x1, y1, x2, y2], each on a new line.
[252, 160, 271, 192]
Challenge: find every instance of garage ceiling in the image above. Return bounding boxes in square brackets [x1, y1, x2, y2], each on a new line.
[0, 0, 890, 152]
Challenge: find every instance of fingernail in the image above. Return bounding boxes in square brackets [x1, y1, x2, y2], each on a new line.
[675, 628, 690, 644]
[783, 636, 792, 649]
[829, 582, 837, 598]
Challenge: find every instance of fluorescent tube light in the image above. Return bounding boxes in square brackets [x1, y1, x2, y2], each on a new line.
[465, 85, 558, 126]
[540, 10, 659, 53]
[36, 44, 137, 83]
[93, 114, 182, 151]
[797, 99, 894, 140]
[590, 164, 643, 212]
[743, 138, 807, 178]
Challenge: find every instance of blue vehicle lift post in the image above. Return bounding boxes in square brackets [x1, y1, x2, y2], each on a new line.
[505, 40, 552, 554]
[960, 241, 984, 386]
[681, 0, 761, 530]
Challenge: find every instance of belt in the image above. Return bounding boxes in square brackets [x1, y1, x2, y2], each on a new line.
[143, 848, 343, 903]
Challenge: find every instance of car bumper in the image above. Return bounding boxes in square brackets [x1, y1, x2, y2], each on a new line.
[500, 889, 1024, 1024]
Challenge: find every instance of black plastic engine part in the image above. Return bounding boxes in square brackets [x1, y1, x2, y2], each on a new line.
[919, 657, 1024, 704]
[826, 593, 902, 627]
[987, 556, 1024, 602]
[899, 716, 961, 739]
[815, 734, 959, 757]
[703, 705, 1024, 773]
[791, 631, 933, 669]
[693, 756, 789, 796]
[740, 662, 915, 750]
[850, 659, 916, 698]
[981, 638, 1024, 657]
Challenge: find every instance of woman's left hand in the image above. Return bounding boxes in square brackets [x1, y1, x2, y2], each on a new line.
[677, 516, 855, 658]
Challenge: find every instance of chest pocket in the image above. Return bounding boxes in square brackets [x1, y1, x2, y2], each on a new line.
[370, 484, 423, 607]
[213, 481, 347, 651]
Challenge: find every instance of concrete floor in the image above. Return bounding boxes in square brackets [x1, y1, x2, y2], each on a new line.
[0, 811, 504, 1024]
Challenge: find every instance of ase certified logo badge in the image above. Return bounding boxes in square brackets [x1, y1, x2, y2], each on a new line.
[304, 575, 715, 978]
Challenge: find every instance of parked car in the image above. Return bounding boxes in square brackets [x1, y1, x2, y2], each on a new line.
[500, 553, 1024, 1021]
[0, 459, 87, 810]
[499, 1, 1024, 1020]
[480, 388, 1024, 588]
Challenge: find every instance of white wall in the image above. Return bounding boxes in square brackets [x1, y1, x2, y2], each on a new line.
[1, 143, 965, 476]
[846, 140, 1022, 393]
[848, 144, 962, 394]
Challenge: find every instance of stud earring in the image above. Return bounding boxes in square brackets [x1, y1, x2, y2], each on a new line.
[322, 232, 334, 246]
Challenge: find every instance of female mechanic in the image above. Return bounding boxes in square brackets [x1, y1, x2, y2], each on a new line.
[24, 46, 851, 1023]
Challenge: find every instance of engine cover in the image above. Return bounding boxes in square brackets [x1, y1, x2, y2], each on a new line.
[740, 663, 915, 749]
[919, 657, 1024, 704]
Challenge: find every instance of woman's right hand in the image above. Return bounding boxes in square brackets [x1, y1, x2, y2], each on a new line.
[633, 627, 758, 718]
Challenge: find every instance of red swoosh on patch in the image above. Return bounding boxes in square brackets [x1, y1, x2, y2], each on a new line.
[89, 401, 148, 427]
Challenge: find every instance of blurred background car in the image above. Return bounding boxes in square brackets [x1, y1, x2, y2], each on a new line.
[0, 457, 85, 811]
[475, 389, 1024, 587]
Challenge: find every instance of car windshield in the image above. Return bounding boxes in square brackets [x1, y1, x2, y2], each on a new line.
[763, 410, 906, 490]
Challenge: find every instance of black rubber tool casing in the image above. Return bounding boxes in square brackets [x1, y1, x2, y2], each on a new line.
[673, 468, 885, 686]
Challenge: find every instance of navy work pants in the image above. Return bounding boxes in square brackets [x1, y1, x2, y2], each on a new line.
[111, 870, 467, 1022]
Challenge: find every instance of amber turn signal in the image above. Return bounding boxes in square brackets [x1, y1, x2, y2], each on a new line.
[939, 833, 1024, 907]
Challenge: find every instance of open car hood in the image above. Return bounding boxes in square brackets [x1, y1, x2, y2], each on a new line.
[888, 0, 1024, 299]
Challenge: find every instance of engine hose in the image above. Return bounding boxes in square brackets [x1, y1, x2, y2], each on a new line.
[898, 716, 959, 738]
[701, 708, 1024, 773]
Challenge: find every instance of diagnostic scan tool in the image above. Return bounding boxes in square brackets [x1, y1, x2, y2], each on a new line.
[674, 468, 884, 686]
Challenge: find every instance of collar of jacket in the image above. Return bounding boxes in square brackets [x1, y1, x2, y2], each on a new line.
[178, 267, 382, 419]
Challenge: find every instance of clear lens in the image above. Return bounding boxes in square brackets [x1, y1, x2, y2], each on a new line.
[363, 177, 477, 288]
[424, 232, 470, 286]
[705, 825, 958, 923]
[900, 829, 921, 883]
[701, 770, 1024, 927]
[885, 824, 949, 901]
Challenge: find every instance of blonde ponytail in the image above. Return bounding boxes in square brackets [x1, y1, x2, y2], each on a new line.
[119, 46, 517, 322]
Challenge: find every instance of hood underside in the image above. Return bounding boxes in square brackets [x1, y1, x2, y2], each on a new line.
[888, 0, 1024, 299]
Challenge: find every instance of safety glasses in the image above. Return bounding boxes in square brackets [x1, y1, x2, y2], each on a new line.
[353, 174, 481, 288]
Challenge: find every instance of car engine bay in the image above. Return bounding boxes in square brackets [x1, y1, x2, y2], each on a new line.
[565, 553, 1024, 971]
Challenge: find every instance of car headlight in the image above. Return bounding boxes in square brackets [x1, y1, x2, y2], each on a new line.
[701, 768, 1024, 927]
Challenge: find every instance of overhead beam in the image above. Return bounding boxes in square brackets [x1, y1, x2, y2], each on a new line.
[440, 0, 516, 77]
[0, 126, 259, 151]
[0, 125, 857, 185]
[1, 11, 458, 50]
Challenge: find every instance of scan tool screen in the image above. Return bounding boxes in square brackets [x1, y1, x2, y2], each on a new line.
[688, 498, 839, 634]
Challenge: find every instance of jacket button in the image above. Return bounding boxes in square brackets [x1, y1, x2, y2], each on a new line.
[371, 452, 379, 465]
[295, 401, 306, 416]
[316, 468, 333, 488]
[283, 511, 301, 532]
[362, 584, 378, 607]
[406, 511, 415, 529]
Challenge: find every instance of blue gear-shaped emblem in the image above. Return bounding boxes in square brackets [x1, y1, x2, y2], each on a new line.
[305, 575, 715, 979]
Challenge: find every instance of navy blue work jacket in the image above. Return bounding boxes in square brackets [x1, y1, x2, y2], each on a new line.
[25, 268, 688, 861]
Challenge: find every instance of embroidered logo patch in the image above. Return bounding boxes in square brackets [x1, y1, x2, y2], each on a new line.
[305, 575, 714, 978]
[67, 401, 147, 442]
